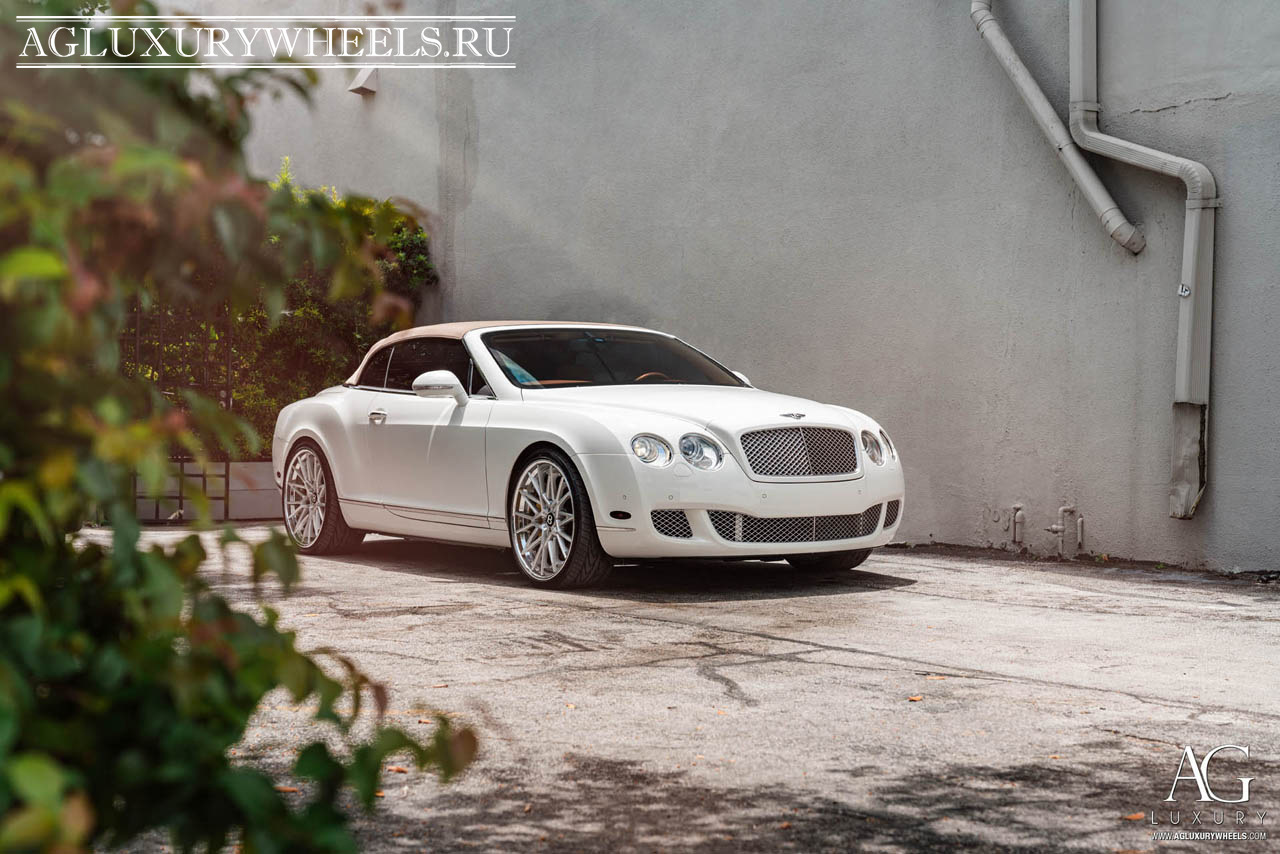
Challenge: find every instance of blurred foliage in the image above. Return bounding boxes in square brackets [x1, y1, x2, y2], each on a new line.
[127, 154, 439, 460]
[0, 2, 471, 853]
[218, 159, 436, 459]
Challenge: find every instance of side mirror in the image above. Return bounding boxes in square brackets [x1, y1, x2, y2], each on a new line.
[412, 370, 468, 406]
[732, 371, 752, 387]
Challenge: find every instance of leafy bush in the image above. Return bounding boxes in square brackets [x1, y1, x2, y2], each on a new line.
[230, 170, 438, 458]
[128, 158, 439, 459]
[0, 2, 473, 852]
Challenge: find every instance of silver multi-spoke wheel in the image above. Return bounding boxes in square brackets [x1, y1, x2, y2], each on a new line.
[284, 447, 327, 548]
[511, 459, 575, 580]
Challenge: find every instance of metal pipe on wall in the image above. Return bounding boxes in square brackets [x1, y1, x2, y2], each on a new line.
[968, 0, 1146, 254]
[1068, 0, 1220, 518]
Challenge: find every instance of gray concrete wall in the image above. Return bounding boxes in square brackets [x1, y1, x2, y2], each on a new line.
[232, 0, 1280, 571]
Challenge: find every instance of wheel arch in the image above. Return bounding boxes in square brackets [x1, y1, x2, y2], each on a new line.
[280, 430, 362, 531]
[505, 440, 584, 517]
[274, 396, 355, 498]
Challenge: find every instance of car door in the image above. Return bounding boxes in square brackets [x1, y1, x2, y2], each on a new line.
[368, 337, 492, 525]
[340, 343, 394, 504]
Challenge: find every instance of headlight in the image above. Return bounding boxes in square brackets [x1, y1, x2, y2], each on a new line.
[678, 433, 724, 471]
[879, 430, 896, 460]
[860, 430, 884, 466]
[631, 434, 673, 466]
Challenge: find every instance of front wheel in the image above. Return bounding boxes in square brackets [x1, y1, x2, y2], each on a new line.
[508, 449, 612, 588]
[787, 548, 873, 574]
[282, 441, 366, 555]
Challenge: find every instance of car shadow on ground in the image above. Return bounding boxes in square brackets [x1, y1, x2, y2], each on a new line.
[294, 535, 917, 604]
[327, 742, 1239, 853]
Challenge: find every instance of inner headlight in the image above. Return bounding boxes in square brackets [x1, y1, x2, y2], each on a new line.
[678, 434, 724, 471]
[860, 430, 884, 466]
[631, 434, 673, 466]
[879, 430, 896, 460]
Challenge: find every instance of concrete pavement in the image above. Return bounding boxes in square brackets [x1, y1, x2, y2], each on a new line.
[118, 528, 1280, 851]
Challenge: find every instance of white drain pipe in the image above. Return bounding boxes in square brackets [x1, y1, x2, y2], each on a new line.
[969, 1, 1145, 254]
[1068, 0, 1220, 518]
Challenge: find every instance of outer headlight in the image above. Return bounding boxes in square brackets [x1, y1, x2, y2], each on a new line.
[879, 430, 896, 460]
[860, 430, 884, 466]
[631, 434, 673, 466]
[678, 433, 724, 471]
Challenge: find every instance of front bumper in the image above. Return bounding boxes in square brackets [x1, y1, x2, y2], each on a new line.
[575, 451, 904, 559]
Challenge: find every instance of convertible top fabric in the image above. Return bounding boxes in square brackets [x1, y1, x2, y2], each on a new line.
[344, 321, 638, 385]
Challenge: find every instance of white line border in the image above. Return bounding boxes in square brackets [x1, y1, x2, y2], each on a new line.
[15, 63, 517, 69]
[16, 15, 517, 20]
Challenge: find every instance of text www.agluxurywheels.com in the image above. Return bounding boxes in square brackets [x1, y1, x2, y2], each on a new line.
[1152, 830, 1267, 841]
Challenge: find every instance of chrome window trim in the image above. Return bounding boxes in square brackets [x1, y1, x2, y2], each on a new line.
[347, 335, 491, 397]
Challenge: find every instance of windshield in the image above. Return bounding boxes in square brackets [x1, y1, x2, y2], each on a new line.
[481, 328, 744, 389]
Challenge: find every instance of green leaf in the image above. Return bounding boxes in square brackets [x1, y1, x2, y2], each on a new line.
[0, 247, 65, 285]
[5, 753, 65, 811]
[0, 575, 42, 613]
[346, 728, 419, 807]
[252, 530, 299, 591]
[0, 481, 54, 544]
[0, 805, 57, 851]
[294, 743, 342, 788]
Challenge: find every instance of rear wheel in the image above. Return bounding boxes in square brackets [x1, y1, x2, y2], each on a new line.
[787, 548, 873, 573]
[508, 449, 612, 588]
[282, 441, 365, 555]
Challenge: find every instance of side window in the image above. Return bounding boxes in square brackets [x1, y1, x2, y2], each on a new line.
[356, 345, 392, 388]
[384, 338, 475, 392]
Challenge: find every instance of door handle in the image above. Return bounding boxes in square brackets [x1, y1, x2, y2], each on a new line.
[368, 409, 387, 424]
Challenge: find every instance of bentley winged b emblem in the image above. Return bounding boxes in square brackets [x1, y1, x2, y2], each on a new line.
[780, 412, 806, 420]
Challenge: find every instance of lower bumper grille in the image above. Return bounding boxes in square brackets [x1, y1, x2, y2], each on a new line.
[884, 499, 901, 527]
[708, 504, 882, 544]
[650, 509, 693, 538]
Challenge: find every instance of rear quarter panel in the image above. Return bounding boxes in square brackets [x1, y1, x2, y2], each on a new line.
[273, 387, 372, 502]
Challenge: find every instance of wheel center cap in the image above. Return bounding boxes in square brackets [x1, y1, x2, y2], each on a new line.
[545, 513, 554, 526]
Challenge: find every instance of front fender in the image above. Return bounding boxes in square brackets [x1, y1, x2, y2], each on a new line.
[483, 401, 701, 528]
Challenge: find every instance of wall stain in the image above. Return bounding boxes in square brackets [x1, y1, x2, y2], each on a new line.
[423, 0, 479, 324]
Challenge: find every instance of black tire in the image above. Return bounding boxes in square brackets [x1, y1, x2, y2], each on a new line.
[282, 440, 366, 555]
[508, 447, 612, 589]
[787, 548, 873, 573]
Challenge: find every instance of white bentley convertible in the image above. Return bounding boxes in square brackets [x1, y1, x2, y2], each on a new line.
[273, 322, 904, 587]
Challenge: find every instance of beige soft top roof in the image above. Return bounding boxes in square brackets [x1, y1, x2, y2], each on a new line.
[344, 320, 641, 385]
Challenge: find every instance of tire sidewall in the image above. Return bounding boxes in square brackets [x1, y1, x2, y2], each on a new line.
[508, 448, 592, 587]
[283, 439, 339, 554]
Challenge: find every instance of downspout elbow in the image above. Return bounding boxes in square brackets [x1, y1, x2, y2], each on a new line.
[1069, 108, 1217, 201]
[1100, 206, 1146, 254]
[972, 0, 1144, 255]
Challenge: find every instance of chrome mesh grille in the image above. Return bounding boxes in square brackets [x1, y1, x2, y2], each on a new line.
[708, 504, 882, 544]
[650, 509, 693, 538]
[739, 427, 859, 477]
[708, 510, 737, 541]
[884, 499, 901, 527]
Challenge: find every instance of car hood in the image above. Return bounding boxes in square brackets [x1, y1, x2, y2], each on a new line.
[520, 384, 861, 435]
